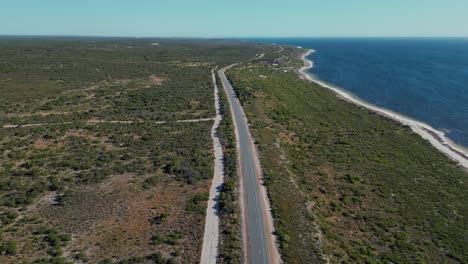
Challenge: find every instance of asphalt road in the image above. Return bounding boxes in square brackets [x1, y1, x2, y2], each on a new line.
[218, 65, 271, 264]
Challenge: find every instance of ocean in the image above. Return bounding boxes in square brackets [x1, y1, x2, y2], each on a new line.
[250, 38, 468, 148]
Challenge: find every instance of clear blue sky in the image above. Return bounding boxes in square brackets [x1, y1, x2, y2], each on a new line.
[1, 0, 467, 37]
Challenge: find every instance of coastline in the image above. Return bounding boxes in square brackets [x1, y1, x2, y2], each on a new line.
[298, 49, 468, 170]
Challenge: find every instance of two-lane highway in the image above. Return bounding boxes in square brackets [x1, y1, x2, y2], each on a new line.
[218, 64, 279, 264]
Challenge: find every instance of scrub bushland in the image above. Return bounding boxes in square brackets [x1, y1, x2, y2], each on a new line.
[0, 37, 268, 263]
[227, 47, 467, 263]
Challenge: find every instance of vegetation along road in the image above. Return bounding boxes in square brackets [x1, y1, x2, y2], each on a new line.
[200, 67, 224, 264]
[218, 64, 280, 264]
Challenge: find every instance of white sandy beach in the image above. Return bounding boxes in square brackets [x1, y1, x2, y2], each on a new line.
[298, 49, 468, 170]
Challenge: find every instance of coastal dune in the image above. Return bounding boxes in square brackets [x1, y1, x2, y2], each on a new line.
[298, 49, 468, 170]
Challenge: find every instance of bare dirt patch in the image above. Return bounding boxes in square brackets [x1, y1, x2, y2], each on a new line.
[33, 138, 50, 150]
[148, 75, 164, 86]
[143, 75, 165, 88]
[279, 131, 297, 145]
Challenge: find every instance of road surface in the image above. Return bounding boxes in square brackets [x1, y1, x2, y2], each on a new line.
[200, 68, 225, 264]
[218, 64, 279, 264]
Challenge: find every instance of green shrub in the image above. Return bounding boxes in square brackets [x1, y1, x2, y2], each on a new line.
[0, 210, 18, 225]
[0, 240, 17, 255]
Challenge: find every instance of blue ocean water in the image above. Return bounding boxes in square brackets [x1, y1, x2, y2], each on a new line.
[251, 38, 468, 147]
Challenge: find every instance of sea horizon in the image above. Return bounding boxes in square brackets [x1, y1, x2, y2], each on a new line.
[248, 37, 468, 149]
[1, 35, 467, 39]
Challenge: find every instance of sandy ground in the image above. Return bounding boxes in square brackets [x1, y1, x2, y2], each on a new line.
[200, 67, 225, 264]
[298, 49, 468, 170]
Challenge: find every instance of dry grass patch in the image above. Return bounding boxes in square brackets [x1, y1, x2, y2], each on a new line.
[18, 174, 211, 263]
[63, 129, 122, 151]
[32, 138, 50, 150]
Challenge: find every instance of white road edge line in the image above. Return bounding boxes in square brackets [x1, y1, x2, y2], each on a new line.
[218, 55, 281, 264]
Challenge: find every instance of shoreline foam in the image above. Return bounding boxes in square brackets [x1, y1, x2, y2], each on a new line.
[298, 49, 468, 170]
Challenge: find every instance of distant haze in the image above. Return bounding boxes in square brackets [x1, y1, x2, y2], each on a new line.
[1, 0, 467, 37]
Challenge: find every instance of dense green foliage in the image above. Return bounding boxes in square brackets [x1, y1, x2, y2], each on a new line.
[227, 49, 467, 263]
